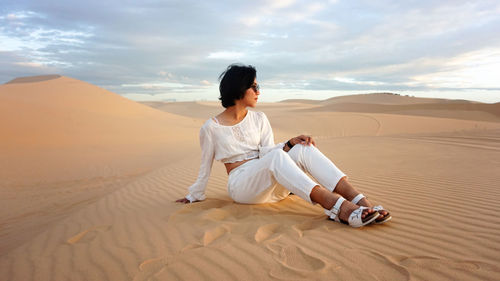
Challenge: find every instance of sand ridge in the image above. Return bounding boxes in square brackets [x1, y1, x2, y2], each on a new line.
[5, 75, 62, 84]
[1, 77, 500, 280]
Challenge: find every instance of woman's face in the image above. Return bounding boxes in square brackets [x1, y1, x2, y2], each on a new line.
[241, 78, 260, 108]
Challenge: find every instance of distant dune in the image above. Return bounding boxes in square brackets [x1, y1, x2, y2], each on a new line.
[278, 93, 500, 122]
[144, 93, 500, 122]
[303, 101, 500, 122]
[140, 101, 222, 119]
[281, 92, 482, 105]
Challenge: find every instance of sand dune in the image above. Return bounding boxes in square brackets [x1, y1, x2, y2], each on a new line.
[0, 75, 198, 254]
[302, 102, 500, 122]
[140, 101, 223, 120]
[0, 75, 199, 183]
[1, 78, 500, 280]
[281, 93, 500, 122]
[282, 92, 482, 105]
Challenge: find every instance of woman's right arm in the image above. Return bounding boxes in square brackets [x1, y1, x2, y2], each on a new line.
[179, 124, 215, 203]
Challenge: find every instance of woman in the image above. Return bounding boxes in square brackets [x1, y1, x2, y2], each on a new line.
[177, 64, 391, 227]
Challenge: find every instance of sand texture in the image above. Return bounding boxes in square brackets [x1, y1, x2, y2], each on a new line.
[1, 77, 500, 280]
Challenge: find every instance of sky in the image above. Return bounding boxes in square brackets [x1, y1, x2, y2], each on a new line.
[1, 0, 500, 103]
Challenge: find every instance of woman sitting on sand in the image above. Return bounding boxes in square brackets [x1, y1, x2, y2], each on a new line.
[177, 64, 391, 227]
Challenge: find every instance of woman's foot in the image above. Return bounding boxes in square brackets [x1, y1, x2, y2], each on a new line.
[338, 199, 376, 222]
[325, 197, 379, 227]
[333, 178, 391, 224]
[310, 185, 379, 227]
[352, 194, 391, 224]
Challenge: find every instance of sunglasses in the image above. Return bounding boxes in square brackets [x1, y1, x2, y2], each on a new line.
[250, 84, 260, 92]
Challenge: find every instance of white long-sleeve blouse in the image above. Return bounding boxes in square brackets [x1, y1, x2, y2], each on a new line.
[186, 110, 285, 202]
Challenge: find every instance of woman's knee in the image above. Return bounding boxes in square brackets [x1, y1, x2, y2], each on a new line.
[303, 143, 320, 153]
[288, 143, 319, 161]
[291, 143, 319, 153]
[268, 147, 288, 158]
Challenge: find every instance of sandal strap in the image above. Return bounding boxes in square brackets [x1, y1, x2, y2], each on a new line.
[351, 193, 365, 205]
[324, 197, 346, 220]
[349, 206, 379, 227]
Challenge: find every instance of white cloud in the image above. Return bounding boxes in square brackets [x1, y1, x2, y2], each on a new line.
[333, 77, 386, 86]
[246, 40, 264, 47]
[268, 0, 296, 10]
[14, 61, 45, 68]
[207, 51, 245, 60]
[346, 2, 500, 48]
[121, 81, 187, 89]
[3, 11, 41, 20]
[0, 34, 44, 51]
[241, 17, 261, 27]
[287, 2, 324, 22]
[0, 13, 94, 68]
[260, 32, 288, 39]
[412, 48, 500, 89]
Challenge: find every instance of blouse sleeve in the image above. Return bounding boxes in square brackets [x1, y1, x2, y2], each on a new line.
[186, 123, 215, 202]
[258, 112, 285, 158]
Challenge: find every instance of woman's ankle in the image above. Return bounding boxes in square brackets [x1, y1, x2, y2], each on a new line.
[357, 197, 372, 208]
[339, 201, 358, 221]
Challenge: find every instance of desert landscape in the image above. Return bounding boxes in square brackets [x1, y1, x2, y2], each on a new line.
[1, 75, 500, 280]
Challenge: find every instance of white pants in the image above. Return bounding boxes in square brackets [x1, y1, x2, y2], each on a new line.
[227, 144, 346, 204]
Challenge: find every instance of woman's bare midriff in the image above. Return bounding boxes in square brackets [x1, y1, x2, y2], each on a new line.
[224, 158, 257, 175]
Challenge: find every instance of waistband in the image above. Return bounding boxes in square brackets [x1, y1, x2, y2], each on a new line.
[221, 151, 259, 164]
[228, 157, 258, 176]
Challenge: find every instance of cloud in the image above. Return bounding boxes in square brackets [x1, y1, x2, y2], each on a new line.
[0, 0, 499, 103]
[14, 61, 45, 68]
[2, 10, 41, 21]
[207, 51, 245, 60]
[0, 9, 94, 70]
[412, 47, 500, 89]
[333, 77, 387, 86]
[266, 0, 296, 10]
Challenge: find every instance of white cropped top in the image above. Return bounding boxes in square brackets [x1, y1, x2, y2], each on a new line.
[186, 110, 285, 202]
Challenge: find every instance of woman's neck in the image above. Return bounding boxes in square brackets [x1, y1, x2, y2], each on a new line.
[223, 104, 248, 121]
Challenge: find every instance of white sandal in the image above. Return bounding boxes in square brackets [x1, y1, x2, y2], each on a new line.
[352, 194, 392, 224]
[324, 197, 379, 228]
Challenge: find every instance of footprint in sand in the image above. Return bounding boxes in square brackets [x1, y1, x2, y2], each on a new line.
[291, 220, 325, 237]
[268, 246, 410, 280]
[202, 225, 229, 246]
[398, 255, 499, 279]
[66, 225, 111, 244]
[133, 257, 168, 281]
[267, 244, 327, 279]
[168, 199, 235, 223]
[342, 249, 410, 280]
[254, 223, 282, 243]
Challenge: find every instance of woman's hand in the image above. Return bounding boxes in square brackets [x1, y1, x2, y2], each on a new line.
[176, 198, 192, 204]
[291, 135, 316, 146]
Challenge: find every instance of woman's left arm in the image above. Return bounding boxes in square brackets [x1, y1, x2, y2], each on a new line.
[258, 112, 316, 155]
[258, 112, 286, 157]
[283, 135, 316, 152]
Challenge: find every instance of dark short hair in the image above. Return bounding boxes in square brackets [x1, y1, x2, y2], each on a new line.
[218, 64, 256, 108]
